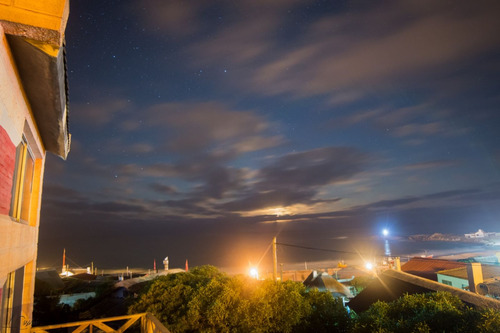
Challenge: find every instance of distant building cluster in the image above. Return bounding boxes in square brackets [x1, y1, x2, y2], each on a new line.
[464, 229, 499, 239]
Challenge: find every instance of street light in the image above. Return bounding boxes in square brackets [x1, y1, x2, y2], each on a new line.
[382, 228, 389, 237]
[249, 267, 259, 279]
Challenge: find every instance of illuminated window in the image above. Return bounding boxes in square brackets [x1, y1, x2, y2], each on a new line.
[9, 137, 35, 223]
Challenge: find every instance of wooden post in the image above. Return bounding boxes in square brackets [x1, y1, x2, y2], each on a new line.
[272, 237, 277, 281]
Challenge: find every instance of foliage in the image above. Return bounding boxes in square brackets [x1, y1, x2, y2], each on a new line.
[294, 289, 351, 333]
[352, 291, 497, 333]
[33, 278, 118, 325]
[129, 265, 351, 332]
[476, 308, 500, 333]
[32, 295, 71, 326]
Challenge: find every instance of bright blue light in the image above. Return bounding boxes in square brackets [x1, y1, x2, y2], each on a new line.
[382, 228, 389, 237]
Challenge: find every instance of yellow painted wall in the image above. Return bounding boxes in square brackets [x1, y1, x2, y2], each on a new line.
[0, 0, 69, 37]
[0, 24, 46, 330]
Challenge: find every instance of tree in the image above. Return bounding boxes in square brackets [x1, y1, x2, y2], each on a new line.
[477, 308, 500, 333]
[353, 291, 486, 333]
[295, 289, 352, 333]
[129, 265, 350, 332]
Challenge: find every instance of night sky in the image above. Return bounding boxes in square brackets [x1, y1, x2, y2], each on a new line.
[38, 0, 500, 272]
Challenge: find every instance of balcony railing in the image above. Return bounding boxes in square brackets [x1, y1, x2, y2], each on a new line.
[31, 313, 170, 333]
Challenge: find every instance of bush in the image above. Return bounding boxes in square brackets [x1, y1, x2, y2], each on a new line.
[129, 265, 350, 332]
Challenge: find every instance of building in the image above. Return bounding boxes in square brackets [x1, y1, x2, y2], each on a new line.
[401, 257, 466, 281]
[0, 1, 70, 332]
[349, 269, 500, 313]
[464, 229, 497, 239]
[303, 271, 353, 299]
[438, 263, 500, 296]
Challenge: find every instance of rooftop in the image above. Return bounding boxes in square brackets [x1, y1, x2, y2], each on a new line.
[438, 264, 500, 280]
[349, 269, 500, 313]
[401, 257, 466, 281]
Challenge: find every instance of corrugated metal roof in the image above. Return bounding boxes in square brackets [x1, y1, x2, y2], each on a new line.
[438, 264, 500, 280]
[401, 257, 466, 281]
[349, 269, 500, 313]
[303, 271, 353, 297]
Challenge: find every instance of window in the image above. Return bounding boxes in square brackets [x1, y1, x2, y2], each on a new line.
[0, 268, 24, 333]
[442, 279, 452, 286]
[9, 137, 35, 223]
[1, 272, 15, 333]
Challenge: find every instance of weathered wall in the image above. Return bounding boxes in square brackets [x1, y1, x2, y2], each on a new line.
[0, 126, 15, 215]
[0, 0, 69, 46]
[0, 24, 46, 332]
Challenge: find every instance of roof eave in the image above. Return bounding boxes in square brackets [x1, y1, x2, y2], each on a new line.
[7, 34, 70, 159]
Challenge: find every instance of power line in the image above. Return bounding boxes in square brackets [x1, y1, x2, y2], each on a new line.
[276, 242, 385, 257]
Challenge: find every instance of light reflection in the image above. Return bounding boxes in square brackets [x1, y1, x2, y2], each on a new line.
[385, 239, 391, 256]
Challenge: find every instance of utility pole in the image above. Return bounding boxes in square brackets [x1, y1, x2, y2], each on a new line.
[272, 237, 277, 281]
[62, 248, 66, 274]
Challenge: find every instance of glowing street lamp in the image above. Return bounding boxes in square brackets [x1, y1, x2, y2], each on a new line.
[365, 262, 374, 270]
[382, 228, 389, 237]
[249, 267, 259, 279]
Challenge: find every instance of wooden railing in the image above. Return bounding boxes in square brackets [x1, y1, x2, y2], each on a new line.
[31, 313, 170, 333]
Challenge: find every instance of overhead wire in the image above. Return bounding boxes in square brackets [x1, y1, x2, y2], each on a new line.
[276, 242, 394, 258]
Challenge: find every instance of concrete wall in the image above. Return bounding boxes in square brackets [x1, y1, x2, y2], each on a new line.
[0, 24, 46, 333]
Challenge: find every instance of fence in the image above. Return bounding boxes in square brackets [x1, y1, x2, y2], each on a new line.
[31, 313, 170, 333]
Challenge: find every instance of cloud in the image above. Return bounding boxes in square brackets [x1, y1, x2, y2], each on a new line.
[128, 143, 155, 154]
[349, 188, 492, 212]
[258, 147, 369, 190]
[71, 99, 132, 126]
[330, 102, 470, 139]
[130, 1, 499, 105]
[135, 101, 283, 154]
[403, 160, 460, 171]
[149, 183, 178, 195]
[217, 146, 369, 213]
[54, 145, 368, 218]
[43, 183, 86, 202]
[249, 1, 500, 97]
[132, 0, 203, 37]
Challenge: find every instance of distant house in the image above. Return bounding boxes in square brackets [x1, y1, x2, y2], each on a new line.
[280, 269, 314, 282]
[464, 229, 497, 239]
[438, 264, 500, 297]
[35, 270, 64, 291]
[114, 269, 185, 290]
[401, 257, 466, 281]
[349, 269, 500, 313]
[303, 271, 353, 299]
[334, 266, 372, 280]
[460, 253, 500, 266]
[59, 292, 96, 307]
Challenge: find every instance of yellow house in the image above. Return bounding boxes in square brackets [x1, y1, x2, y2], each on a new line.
[0, 1, 70, 332]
